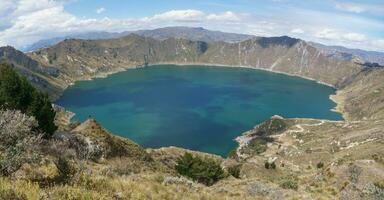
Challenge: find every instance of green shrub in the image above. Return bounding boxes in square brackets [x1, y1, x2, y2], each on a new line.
[244, 137, 274, 155]
[316, 162, 324, 169]
[55, 156, 79, 184]
[280, 175, 298, 190]
[176, 153, 226, 186]
[0, 63, 57, 136]
[227, 165, 241, 178]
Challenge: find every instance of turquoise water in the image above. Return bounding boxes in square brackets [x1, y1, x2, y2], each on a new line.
[57, 65, 341, 156]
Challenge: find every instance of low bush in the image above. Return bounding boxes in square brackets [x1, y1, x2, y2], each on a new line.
[0, 110, 42, 176]
[55, 156, 79, 184]
[176, 153, 226, 186]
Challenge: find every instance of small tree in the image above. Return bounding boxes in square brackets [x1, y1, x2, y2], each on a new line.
[27, 91, 57, 137]
[0, 63, 57, 136]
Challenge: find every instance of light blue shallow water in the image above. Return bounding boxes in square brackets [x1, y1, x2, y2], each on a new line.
[57, 65, 341, 156]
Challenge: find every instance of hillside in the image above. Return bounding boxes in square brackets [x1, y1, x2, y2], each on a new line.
[309, 42, 384, 65]
[0, 46, 66, 99]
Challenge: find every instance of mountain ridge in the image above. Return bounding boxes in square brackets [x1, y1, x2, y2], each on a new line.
[23, 26, 383, 65]
[25, 33, 362, 97]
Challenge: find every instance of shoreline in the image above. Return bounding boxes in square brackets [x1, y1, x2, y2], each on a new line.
[62, 62, 337, 90]
[146, 62, 337, 89]
[329, 92, 348, 121]
[147, 62, 343, 120]
[56, 62, 348, 157]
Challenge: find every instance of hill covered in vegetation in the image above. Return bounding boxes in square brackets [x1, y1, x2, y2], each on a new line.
[0, 28, 383, 199]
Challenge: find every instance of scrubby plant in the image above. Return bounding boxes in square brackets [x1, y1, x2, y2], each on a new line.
[227, 164, 241, 178]
[0, 110, 42, 176]
[279, 175, 299, 190]
[316, 162, 324, 169]
[0, 63, 57, 136]
[176, 153, 226, 186]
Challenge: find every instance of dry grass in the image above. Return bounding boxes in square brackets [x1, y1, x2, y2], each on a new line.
[0, 178, 40, 200]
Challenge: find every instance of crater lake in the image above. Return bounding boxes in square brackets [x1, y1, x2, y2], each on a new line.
[56, 65, 342, 156]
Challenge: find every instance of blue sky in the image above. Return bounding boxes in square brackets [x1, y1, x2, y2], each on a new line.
[0, 0, 383, 51]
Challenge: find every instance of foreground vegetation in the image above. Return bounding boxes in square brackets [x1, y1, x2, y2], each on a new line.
[0, 63, 57, 136]
[0, 62, 383, 199]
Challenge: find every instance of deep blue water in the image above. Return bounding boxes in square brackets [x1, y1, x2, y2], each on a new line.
[56, 65, 341, 156]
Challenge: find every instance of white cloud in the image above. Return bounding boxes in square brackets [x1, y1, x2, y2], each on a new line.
[0, 3, 247, 48]
[96, 7, 105, 14]
[290, 28, 304, 34]
[206, 11, 241, 21]
[343, 32, 366, 42]
[315, 28, 367, 42]
[315, 28, 340, 40]
[144, 10, 205, 22]
[370, 39, 384, 51]
[334, 1, 384, 15]
[0, 0, 382, 52]
[335, 2, 365, 13]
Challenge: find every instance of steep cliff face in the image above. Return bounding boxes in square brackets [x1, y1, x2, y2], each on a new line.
[27, 34, 363, 91]
[200, 38, 361, 87]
